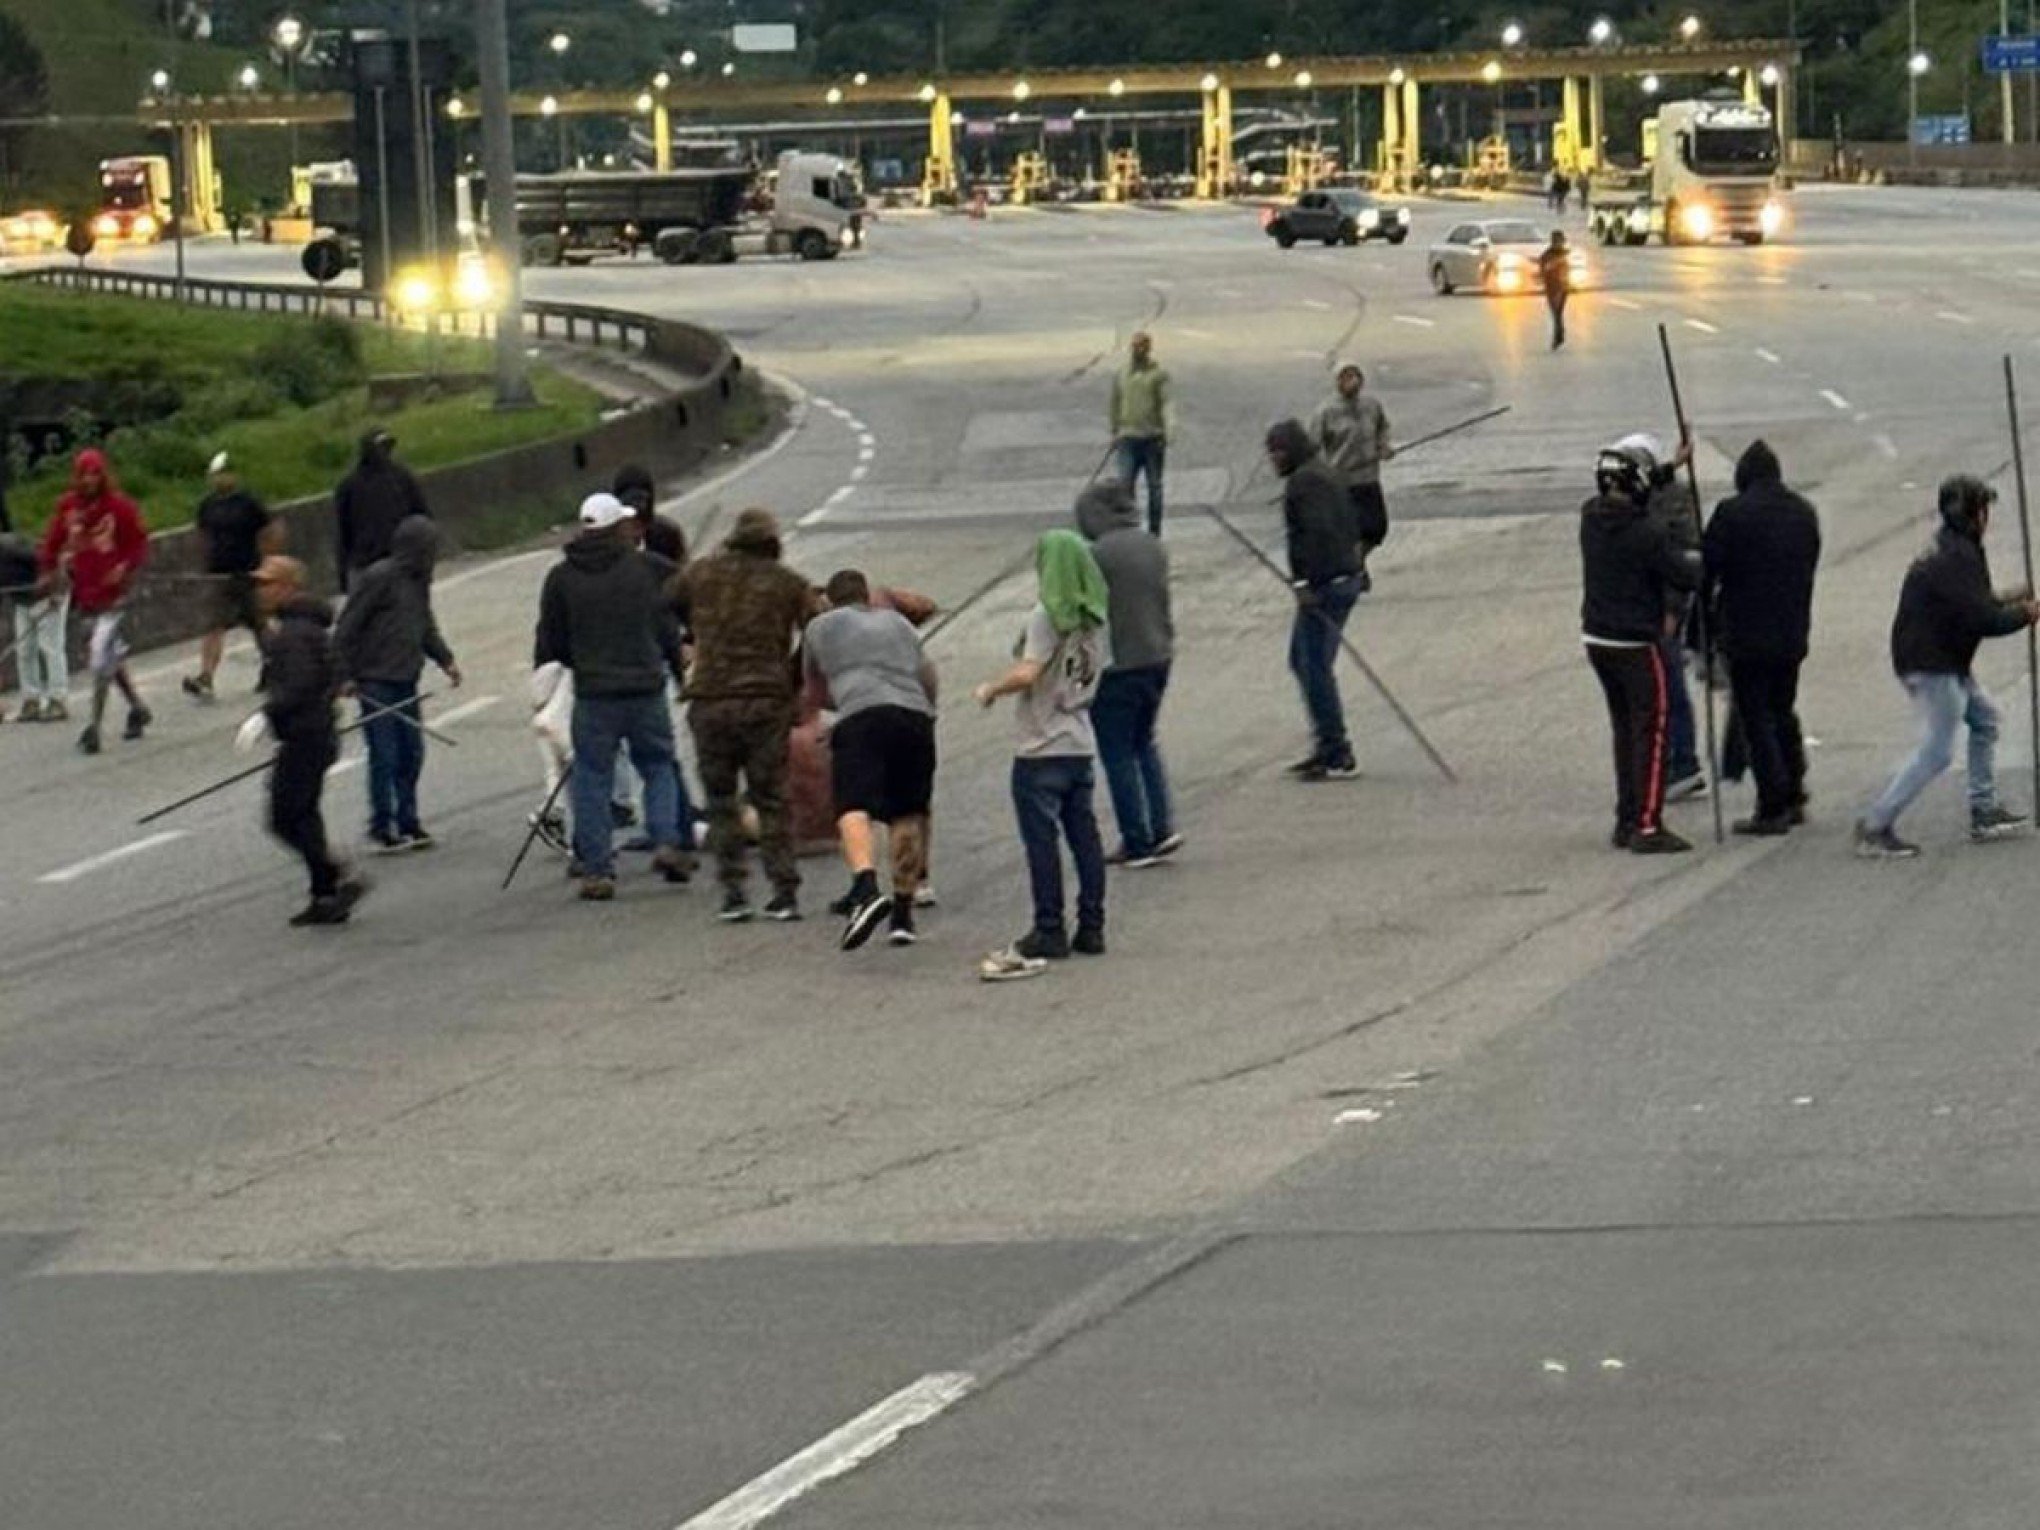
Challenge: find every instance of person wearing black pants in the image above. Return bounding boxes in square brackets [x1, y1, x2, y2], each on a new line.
[1579, 439, 1701, 853]
[1538, 231, 1574, 350]
[1702, 440, 1822, 835]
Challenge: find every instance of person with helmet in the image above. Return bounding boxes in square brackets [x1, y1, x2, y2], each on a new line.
[1579, 436, 1702, 853]
[1854, 476, 2040, 858]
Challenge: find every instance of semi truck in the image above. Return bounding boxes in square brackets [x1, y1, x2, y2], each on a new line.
[1586, 94, 1787, 247]
[92, 156, 173, 243]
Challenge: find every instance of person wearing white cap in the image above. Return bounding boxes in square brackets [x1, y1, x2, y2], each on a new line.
[532, 492, 694, 900]
[183, 451, 279, 702]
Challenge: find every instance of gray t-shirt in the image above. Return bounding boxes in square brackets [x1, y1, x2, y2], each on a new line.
[803, 606, 933, 719]
[1013, 604, 1110, 758]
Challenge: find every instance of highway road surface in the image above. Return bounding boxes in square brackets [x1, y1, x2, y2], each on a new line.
[7, 184, 2040, 1528]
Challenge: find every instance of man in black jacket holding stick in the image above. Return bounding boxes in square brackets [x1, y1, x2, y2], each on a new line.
[1855, 476, 2040, 858]
[1703, 441, 1821, 835]
[1267, 418, 1365, 782]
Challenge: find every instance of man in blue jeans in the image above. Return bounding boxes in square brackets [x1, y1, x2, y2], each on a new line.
[1856, 475, 2040, 858]
[332, 516, 461, 852]
[533, 493, 695, 900]
[1109, 332, 1171, 535]
[1075, 480, 1180, 866]
[1267, 418, 1364, 780]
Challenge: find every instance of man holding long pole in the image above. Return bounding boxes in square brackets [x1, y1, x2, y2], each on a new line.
[1266, 418, 1365, 782]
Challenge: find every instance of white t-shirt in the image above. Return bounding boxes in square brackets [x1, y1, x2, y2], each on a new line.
[1012, 603, 1110, 758]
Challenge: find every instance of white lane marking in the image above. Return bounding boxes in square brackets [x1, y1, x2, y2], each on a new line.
[1843, 290, 1876, 304]
[811, 396, 835, 411]
[39, 830, 188, 885]
[677, 1371, 974, 1530]
[1683, 317, 1720, 334]
[849, 464, 869, 482]
[2018, 268, 2040, 281]
[1391, 314, 1435, 328]
[1756, 274, 1787, 285]
[1301, 298, 1332, 311]
[1606, 296, 1641, 311]
[327, 754, 363, 779]
[1174, 325, 1217, 339]
[432, 693, 501, 728]
[1874, 433, 1900, 460]
[1754, 346, 1782, 365]
[857, 445, 875, 462]
[1936, 310, 1976, 325]
[1819, 388, 1851, 410]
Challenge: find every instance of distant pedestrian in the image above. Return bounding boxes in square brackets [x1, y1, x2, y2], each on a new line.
[1309, 362, 1395, 572]
[1551, 168, 1572, 213]
[1075, 480, 1179, 866]
[1109, 331, 1172, 535]
[1267, 418, 1363, 782]
[253, 555, 367, 926]
[1538, 230, 1573, 350]
[2, 528, 66, 724]
[183, 451, 278, 702]
[975, 530, 1112, 981]
[1702, 441, 1822, 835]
[1854, 476, 2039, 858]
[533, 492, 694, 900]
[803, 569, 939, 951]
[1579, 438, 1702, 854]
[333, 516, 462, 854]
[675, 508, 817, 923]
[37, 448, 150, 754]
[335, 427, 429, 591]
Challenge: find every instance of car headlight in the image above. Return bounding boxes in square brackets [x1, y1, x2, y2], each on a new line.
[1627, 208, 1650, 232]
[1359, 207, 1380, 225]
[1759, 200, 1786, 235]
[93, 214, 120, 237]
[391, 267, 441, 313]
[1680, 202, 1715, 240]
[452, 259, 498, 309]
[1396, 207, 1410, 223]
[838, 223, 854, 245]
[131, 214, 157, 237]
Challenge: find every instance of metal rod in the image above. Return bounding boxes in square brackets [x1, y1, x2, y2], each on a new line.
[2004, 355, 2039, 814]
[1203, 503, 1458, 783]
[1392, 404, 1512, 456]
[919, 545, 1038, 646]
[501, 765, 572, 890]
[1656, 323, 1725, 845]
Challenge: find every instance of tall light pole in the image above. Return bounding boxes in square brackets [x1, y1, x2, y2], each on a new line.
[2002, 0, 2017, 145]
[273, 16, 304, 168]
[473, 0, 531, 406]
[1908, 0, 1931, 171]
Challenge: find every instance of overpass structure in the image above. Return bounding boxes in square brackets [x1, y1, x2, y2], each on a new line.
[142, 38, 1798, 227]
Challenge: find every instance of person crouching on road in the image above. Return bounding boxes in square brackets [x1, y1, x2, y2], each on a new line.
[1702, 441, 1822, 835]
[333, 516, 462, 854]
[1268, 418, 1364, 782]
[1309, 363, 1395, 578]
[533, 493, 694, 901]
[975, 530, 1112, 981]
[1580, 439, 1702, 854]
[254, 555, 368, 926]
[1854, 476, 2040, 858]
[674, 508, 818, 924]
[184, 451, 279, 702]
[1075, 479, 1180, 866]
[803, 569, 940, 952]
[37, 448, 150, 754]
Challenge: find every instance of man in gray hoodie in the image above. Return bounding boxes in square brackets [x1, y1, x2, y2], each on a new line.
[1308, 363, 1393, 565]
[1076, 481, 1180, 865]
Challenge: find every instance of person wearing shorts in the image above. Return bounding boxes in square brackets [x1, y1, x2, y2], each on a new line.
[802, 569, 938, 951]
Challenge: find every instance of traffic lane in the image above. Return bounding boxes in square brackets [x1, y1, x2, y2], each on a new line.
[773, 1222, 2040, 1530]
[2, 1238, 1137, 1530]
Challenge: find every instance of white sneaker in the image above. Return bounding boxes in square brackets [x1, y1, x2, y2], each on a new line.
[914, 883, 939, 909]
[1664, 772, 1707, 802]
[979, 947, 1047, 982]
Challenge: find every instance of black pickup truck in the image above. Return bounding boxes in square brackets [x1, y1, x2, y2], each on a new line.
[1264, 187, 1411, 248]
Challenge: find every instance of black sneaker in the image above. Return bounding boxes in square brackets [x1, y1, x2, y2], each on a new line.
[763, 892, 803, 923]
[610, 800, 639, 830]
[1788, 800, 1810, 827]
[77, 724, 101, 755]
[331, 873, 370, 918]
[840, 887, 892, 951]
[368, 829, 408, 856]
[122, 705, 152, 741]
[531, 809, 569, 855]
[653, 847, 695, 884]
[1663, 771, 1707, 802]
[1854, 820, 1920, 860]
[403, 827, 436, 852]
[887, 904, 918, 946]
[181, 674, 213, 702]
[1152, 832, 1185, 858]
[1286, 752, 1324, 777]
[1611, 824, 1635, 850]
[1629, 827, 1693, 855]
[1107, 845, 1164, 869]
[828, 886, 857, 917]
[1072, 925, 1106, 956]
[1013, 927, 1071, 961]
[288, 897, 347, 927]
[1732, 814, 1791, 837]
[719, 892, 756, 923]
[1321, 753, 1361, 781]
[1971, 804, 2027, 842]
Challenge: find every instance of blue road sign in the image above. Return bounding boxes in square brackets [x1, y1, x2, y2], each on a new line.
[1911, 113, 1972, 145]
[1982, 34, 2040, 72]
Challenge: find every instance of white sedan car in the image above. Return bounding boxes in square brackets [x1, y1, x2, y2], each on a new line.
[1426, 217, 1589, 296]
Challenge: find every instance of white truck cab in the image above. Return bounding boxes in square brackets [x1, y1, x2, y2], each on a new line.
[765, 151, 866, 257]
[1648, 97, 1786, 245]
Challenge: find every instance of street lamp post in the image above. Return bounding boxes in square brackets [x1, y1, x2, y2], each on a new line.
[154, 72, 187, 299]
[474, 0, 531, 406]
[1908, 0, 1929, 169]
[273, 16, 304, 167]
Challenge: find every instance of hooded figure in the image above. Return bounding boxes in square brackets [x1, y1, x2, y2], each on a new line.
[39, 448, 152, 752]
[334, 428, 430, 589]
[614, 463, 687, 567]
[1269, 418, 1365, 779]
[1076, 481, 1179, 864]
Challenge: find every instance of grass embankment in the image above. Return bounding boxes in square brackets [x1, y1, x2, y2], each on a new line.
[2, 284, 604, 533]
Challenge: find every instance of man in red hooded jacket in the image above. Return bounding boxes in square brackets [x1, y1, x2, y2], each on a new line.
[38, 449, 152, 754]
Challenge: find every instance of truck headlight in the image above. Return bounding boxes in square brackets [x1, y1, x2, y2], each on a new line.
[1627, 208, 1650, 233]
[93, 213, 120, 237]
[453, 258, 498, 309]
[1680, 202, 1715, 240]
[1359, 207, 1380, 226]
[1759, 200, 1786, 236]
[1396, 207, 1410, 224]
[391, 267, 441, 313]
[131, 214, 157, 238]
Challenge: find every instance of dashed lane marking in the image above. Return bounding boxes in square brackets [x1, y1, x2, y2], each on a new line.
[1756, 274, 1787, 285]
[1606, 297, 1641, 311]
[1683, 317, 1720, 334]
[1301, 298, 1332, 310]
[1936, 310, 1976, 325]
[1873, 434, 1899, 459]
[38, 830, 188, 885]
[1754, 347, 1782, 365]
[1819, 388, 1851, 411]
[433, 694, 501, 729]
[1391, 314, 1435, 328]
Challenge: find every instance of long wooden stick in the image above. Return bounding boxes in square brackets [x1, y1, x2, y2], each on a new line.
[1658, 323, 1725, 845]
[1392, 404, 1513, 457]
[919, 546, 1038, 646]
[2005, 355, 2039, 817]
[502, 766, 572, 891]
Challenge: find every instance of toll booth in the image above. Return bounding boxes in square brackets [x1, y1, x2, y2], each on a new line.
[1104, 148, 1142, 203]
[1010, 150, 1049, 206]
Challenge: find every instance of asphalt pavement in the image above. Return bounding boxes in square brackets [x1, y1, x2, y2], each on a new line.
[6, 185, 2040, 1528]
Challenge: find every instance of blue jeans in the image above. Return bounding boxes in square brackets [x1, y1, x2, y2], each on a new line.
[1288, 576, 1363, 760]
[1116, 436, 1166, 535]
[570, 691, 682, 876]
[1011, 755, 1107, 937]
[1093, 664, 1173, 856]
[358, 678, 425, 837]
[1660, 633, 1701, 781]
[1865, 672, 2001, 832]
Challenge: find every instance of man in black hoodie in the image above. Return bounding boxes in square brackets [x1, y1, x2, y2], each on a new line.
[1855, 476, 2040, 858]
[254, 556, 367, 926]
[1268, 417, 1364, 781]
[334, 428, 430, 591]
[1702, 441, 1821, 835]
[1580, 439, 1702, 853]
[333, 516, 462, 853]
[533, 493, 694, 900]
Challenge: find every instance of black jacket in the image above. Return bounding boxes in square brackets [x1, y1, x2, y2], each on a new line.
[263, 595, 339, 745]
[1702, 441, 1822, 661]
[333, 516, 454, 685]
[533, 529, 681, 698]
[1274, 421, 1362, 587]
[335, 435, 430, 587]
[1890, 523, 2028, 677]
[1580, 491, 1699, 644]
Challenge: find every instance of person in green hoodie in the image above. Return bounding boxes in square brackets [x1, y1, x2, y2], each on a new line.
[1109, 332, 1172, 535]
[974, 530, 1113, 980]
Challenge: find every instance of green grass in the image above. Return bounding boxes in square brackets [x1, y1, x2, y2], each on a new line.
[3, 285, 605, 532]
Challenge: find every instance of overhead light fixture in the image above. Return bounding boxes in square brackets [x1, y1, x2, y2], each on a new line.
[1200, 72, 1220, 92]
[1293, 69, 1313, 88]
[918, 82, 936, 103]
[653, 70, 671, 90]
[1389, 66, 1407, 86]
[635, 91, 653, 113]
[1108, 78, 1126, 97]
[1480, 60, 1502, 84]
[1265, 51, 1283, 69]
[853, 70, 869, 86]
[825, 85, 843, 104]
[1013, 79, 1031, 100]
[1501, 21, 1524, 47]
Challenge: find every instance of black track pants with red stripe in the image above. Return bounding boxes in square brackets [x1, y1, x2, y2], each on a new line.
[1587, 642, 1670, 836]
